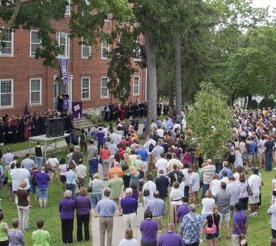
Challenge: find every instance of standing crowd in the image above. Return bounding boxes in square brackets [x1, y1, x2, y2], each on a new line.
[1, 106, 276, 245]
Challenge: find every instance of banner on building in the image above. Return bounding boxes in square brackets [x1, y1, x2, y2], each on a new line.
[72, 102, 82, 119]
[58, 58, 69, 84]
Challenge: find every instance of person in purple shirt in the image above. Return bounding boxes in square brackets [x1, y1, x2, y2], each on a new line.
[96, 128, 105, 155]
[75, 187, 91, 242]
[157, 223, 183, 246]
[176, 197, 189, 235]
[140, 209, 158, 246]
[59, 190, 75, 244]
[121, 188, 138, 238]
[232, 203, 248, 246]
[36, 166, 50, 209]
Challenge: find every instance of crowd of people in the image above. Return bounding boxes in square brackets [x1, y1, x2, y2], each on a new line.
[1, 106, 276, 245]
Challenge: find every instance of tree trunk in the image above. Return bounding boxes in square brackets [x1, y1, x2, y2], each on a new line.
[144, 30, 157, 134]
[247, 94, 252, 109]
[169, 80, 174, 107]
[175, 30, 182, 116]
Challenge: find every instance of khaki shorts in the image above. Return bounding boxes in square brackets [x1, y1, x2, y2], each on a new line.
[248, 154, 255, 162]
[257, 152, 264, 161]
[111, 198, 121, 206]
[190, 191, 200, 202]
[219, 211, 230, 223]
[232, 234, 241, 246]
[249, 195, 260, 205]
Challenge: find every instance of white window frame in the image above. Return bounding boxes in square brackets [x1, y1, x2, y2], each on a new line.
[30, 30, 41, 57]
[133, 76, 140, 96]
[101, 77, 109, 99]
[29, 78, 42, 106]
[81, 77, 90, 101]
[101, 41, 109, 60]
[57, 32, 70, 58]
[65, 0, 71, 15]
[0, 30, 14, 56]
[81, 38, 91, 59]
[0, 79, 13, 108]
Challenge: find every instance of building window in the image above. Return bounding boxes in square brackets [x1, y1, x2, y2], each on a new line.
[65, 0, 71, 15]
[57, 32, 70, 58]
[82, 38, 91, 59]
[101, 77, 109, 99]
[133, 76, 140, 96]
[81, 77, 90, 100]
[0, 79, 13, 108]
[30, 79, 42, 105]
[133, 41, 141, 62]
[30, 30, 41, 57]
[101, 41, 109, 60]
[0, 30, 13, 56]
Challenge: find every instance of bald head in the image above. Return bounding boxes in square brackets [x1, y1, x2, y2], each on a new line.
[114, 161, 119, 167]
[207, 159, 212, 165]
[166, 223, 174, 232]
[153, 191, 159, 198]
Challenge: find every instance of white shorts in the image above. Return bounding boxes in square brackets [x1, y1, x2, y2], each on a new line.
[249, 195, 260, 204]
[219, 211, 230, 223]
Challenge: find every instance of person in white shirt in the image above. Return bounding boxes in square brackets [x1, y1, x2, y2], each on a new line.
[47, 153, 59, 183]
[173, 122, 181, 131]
[188, 168, 200, 207]
[181, 163, 190, 197]
[75, 159, 87, 188]
[143, 174, 156, 207]
[169, 181, 183, 225]
[181, 117, 187, 130]
[156, 126, 164, 138]
[11, 162, 30, 193]
[267, 200, 276, 243]
[109, 129, 119, 145]
[143, 136, 156, 154]
[209, 173, 221, 198]
[248, 168, 262, 217]
[3, 148, 14, 172]
[155, 153, 168, 176]
[150, 120, 158, 132]
[119, 228, 138, 246]
[201, 190, 215, 240]
[226, 176, 241, 212]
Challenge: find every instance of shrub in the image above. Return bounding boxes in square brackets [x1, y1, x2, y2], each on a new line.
[248, 99, 258, 109]
[258, 98, 276, 109]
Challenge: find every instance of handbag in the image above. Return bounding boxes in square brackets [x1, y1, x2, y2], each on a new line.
[247, 185, 253, 196]
[143, 182, 150, 197]
[122, 162, 129, 171]
[205, 215, 217, 235]
[88, 182, 93, 193]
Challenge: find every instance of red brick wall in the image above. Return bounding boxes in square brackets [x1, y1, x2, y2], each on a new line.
[0, 17, 146, 116]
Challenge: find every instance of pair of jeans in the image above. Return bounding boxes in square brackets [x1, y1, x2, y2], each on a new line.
[38, 187, 48, 200]
[77, 214, 90, 241]
[66, 184, 76, 200]
[31, 182, 37, 195]
[265, 152, 273, 171]
[202, 184, 210, 198]
[61, 219, 74, 243]
[35, 157, 43, 170]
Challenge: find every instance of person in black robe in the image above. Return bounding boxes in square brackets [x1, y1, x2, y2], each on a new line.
[40, 115, 47, 135]
[6, 122, 12, 144]
[11, 121, 18, 143]
[18, 118, 25, 142]
[157, 102, 162, 116]
[57, 94, 63, 112]
[163, 103, 169, 116]
[0, 120, 5, 145]
[34, 116, 41, 136]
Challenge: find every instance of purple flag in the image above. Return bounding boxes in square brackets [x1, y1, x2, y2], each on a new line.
[72, 102, 82, 119]
[24, 102, 29, 116]
[58, 58, 69, 84]
[63, 98, 69, 111]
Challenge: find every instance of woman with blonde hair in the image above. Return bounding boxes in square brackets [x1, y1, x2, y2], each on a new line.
[204, 205, 220, 246]
[89, 173, 103, 217]
[122, 153, 132, 188]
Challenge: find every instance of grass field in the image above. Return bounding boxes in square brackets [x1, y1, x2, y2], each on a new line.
[0, 144, 274, 246]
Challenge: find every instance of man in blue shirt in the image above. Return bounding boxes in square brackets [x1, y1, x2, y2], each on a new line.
[146, 191, 165, 233]
[248, 137, 256, 167]
[121, 188, 138, 238]
[265, 135, 274, 171]
[219, 161, 233, 179]
[96, 189, 117, 246]
[135, 146, 148, 162]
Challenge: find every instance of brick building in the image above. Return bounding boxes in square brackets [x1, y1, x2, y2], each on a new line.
[0, 13, 146, 116]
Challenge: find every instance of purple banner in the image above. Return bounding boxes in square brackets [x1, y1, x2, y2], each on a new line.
[58, 58, 69, 84]
[63, 98, 69, 111]
[72, 102, 82, 119]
